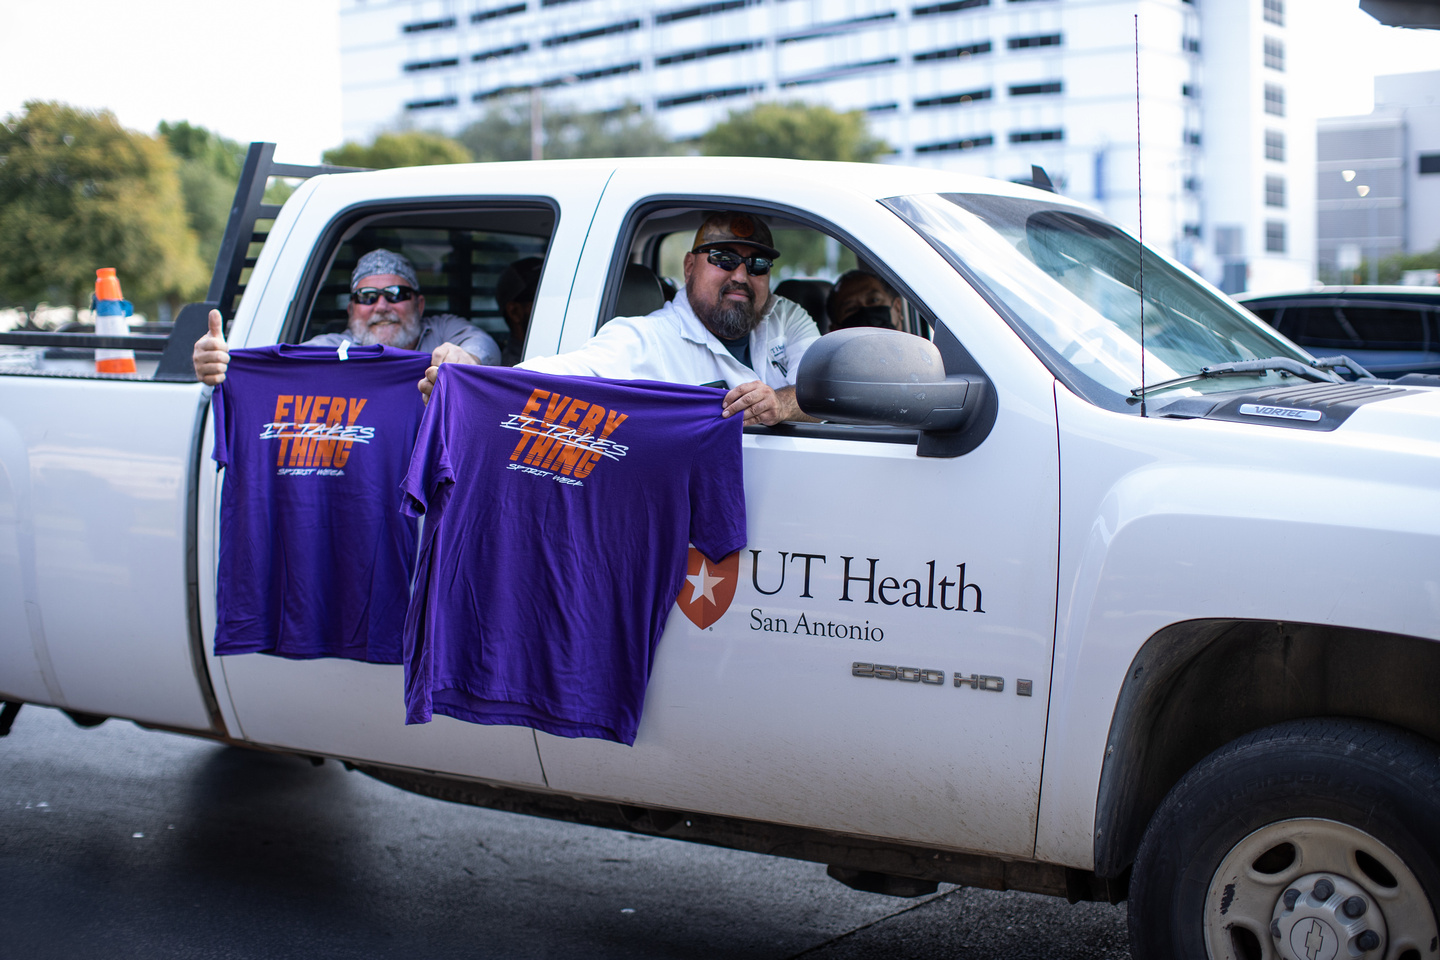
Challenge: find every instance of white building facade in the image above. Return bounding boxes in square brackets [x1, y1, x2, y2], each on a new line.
[340, 0, 1315, 291]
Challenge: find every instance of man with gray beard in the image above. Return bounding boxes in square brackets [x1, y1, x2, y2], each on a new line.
[419, 213, 820, 426]
[192, 248, 500, 385]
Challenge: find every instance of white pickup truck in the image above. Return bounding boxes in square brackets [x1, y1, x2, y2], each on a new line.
[4, 144, 1440, 960]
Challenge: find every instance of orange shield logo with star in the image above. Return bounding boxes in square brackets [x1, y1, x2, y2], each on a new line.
[677, 547, 740, 629]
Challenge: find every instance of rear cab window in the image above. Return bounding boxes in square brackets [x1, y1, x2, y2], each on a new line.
[289, 205, 556, 365]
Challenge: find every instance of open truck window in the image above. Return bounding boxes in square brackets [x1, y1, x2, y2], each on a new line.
[603, 203, 932, 339]
[295, 206, 555, 366]
[588, 200, 944, 445]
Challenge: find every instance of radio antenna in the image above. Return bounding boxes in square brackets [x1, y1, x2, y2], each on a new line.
[1134, 13, 1147, 417]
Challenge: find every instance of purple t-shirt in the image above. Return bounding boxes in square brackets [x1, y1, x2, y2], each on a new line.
[402, 364, 747, 745]
[211, 343, 431, 663]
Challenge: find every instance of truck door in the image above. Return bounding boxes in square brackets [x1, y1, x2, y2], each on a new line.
[531, 169, 1061, 857]
[0, 366, 217, 730]
[205, 166, 613, 786]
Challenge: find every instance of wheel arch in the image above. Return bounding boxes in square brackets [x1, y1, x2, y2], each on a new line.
[1093, 618, 1440, 879]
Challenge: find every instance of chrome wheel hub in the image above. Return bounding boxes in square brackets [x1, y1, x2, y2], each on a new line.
[1204, 818, 1436, 960]
[1269, 872, 1384, 960]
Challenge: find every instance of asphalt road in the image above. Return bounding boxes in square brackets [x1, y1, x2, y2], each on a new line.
[0, 704, 1131, 960]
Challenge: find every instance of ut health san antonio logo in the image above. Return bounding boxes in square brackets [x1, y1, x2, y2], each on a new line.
[677, 547, 739, 629]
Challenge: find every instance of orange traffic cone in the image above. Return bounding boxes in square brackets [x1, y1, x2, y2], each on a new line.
[93, 268, 137, 374]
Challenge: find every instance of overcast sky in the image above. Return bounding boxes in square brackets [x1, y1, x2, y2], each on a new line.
[2, 0, 1438, 165]
[3, 1, 343, 165]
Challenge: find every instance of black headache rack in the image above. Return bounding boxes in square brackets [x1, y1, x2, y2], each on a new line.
[0, 143, 364, 381]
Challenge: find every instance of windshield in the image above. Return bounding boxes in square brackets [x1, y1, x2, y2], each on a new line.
[885, 193, 1315, 408]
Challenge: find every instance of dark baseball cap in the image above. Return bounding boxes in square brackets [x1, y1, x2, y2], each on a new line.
[691, 212, 780, 259]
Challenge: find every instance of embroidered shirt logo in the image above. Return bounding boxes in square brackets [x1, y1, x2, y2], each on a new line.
[768, 340, 789, 378]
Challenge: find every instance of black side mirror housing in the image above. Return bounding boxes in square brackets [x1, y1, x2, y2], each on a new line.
[795, 328, 989, 438]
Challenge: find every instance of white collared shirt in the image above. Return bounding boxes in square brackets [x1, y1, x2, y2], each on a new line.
[519, 288, 821, 390]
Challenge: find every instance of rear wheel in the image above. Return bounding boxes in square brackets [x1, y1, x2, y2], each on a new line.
[1128, 718, 1440, 960]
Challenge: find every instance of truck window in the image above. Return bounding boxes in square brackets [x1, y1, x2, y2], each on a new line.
[1335, 304, 1428, 350]
[1282, 305, 1360, 349]
[295, 207, 555, 365]
[590, 202, 944, 444]
[608, 207, 932, 339]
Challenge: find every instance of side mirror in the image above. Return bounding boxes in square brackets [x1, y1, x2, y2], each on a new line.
[795, 328, 987, 433]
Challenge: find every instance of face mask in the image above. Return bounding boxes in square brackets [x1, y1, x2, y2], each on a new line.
[839, 304, 895, 329]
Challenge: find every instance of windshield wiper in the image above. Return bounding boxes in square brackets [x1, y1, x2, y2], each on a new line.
[1131, 357, 1341, 398]
[1309, 355, 1378, 380]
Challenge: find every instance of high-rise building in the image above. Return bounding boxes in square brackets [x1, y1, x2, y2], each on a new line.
[1198, 0, 1314, 294]
[1318, 69, 1440, 281]
[340, 0, 1315, 291]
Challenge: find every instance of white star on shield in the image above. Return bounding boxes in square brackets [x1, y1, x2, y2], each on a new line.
[685, 560, 724, 605]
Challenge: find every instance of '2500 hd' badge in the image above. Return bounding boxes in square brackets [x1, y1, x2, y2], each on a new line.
[677, 547, 739, 628]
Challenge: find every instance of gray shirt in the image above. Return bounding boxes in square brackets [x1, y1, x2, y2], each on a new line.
[308, 313, 501, 365]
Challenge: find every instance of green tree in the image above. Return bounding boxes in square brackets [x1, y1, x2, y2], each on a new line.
[159, 119, 244, 180]
[1325, 245, 1440, 286]
[159, 120, 247, 275]
[695, 102, 886, 276]
[456, 99, 677, 161]
[0, 101, 207, 314]
[1375, 244, 1440, 285]
[323, 130, 473, 168]
[700, 101, 888, 162]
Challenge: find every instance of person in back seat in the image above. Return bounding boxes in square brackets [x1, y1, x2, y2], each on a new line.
[419, 212, 820, 426]
[827, 270, 905, 332]
[495, 256, 543, 366]
[193, 249, 501, 385]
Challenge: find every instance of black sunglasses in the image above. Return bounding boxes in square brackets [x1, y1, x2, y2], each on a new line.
[350, 285, 417, 305]
[695, 248, 774, 276]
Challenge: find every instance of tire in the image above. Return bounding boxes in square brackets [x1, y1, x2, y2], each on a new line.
[1128, 718, 1440, 960]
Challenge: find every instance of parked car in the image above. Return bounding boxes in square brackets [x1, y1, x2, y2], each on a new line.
[1237, 286, 1440, 377]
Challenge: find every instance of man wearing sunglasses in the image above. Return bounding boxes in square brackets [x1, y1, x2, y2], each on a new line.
[192, 248, 501, 385]
[419, 212, 820, 426]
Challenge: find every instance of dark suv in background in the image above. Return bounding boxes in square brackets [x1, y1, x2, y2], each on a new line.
[1236, 287, 1440, 377]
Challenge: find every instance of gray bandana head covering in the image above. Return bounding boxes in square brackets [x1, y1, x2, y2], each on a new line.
[351, 248, 419, 290]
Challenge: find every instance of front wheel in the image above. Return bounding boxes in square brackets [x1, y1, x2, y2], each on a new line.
[1129, 718, 1440, 960]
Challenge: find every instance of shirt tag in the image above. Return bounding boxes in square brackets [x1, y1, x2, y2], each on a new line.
[337, 340, 350, 361]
